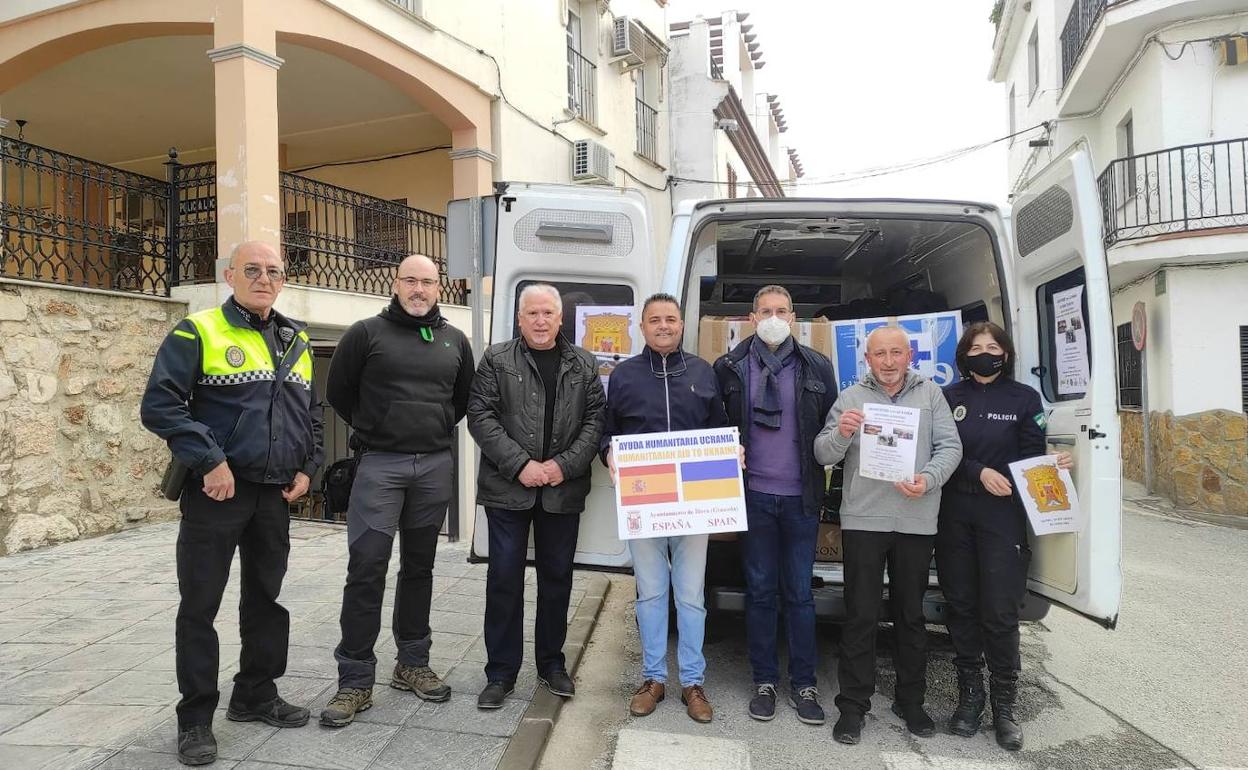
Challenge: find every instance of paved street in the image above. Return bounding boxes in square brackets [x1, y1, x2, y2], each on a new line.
[0, 521, 595, 770]
[541, 497, 1248, 770]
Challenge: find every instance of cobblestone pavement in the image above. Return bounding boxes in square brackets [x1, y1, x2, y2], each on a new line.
[0, 521, 593, 769]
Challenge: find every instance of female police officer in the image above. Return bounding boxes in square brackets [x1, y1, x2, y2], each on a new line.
[937, 321, 1071, 751]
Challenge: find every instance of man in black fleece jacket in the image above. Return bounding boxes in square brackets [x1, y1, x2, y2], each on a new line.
[319, 255, 475, 727]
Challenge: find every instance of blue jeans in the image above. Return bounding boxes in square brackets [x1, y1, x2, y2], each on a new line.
[628, 534, 708, 687]
[741, 490, 819, 690]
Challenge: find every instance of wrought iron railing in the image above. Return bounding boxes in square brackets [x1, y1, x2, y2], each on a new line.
[279, 172, 462, 301]
[636, 98, 659, 164]
[567, 46, 598, 125]
[1061, 0, 1108, 86]
[0, 137, 172, 296]
[385, 0, 421, 16]
[1097, 137, 1248, 245]
[168, 154, 218, 286]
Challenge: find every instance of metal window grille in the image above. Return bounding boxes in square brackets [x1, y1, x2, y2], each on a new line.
[567, 46, 598, 125]
[1116, 322, 1142, 410]
[635, 98, 659, 163]
[1061, 0, 1108, 86]
[1241, 325, 1248, 414]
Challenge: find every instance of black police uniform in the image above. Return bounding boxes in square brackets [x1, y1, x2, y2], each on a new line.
[938, 375, 1046, 681]
[141, 297, 323, 730]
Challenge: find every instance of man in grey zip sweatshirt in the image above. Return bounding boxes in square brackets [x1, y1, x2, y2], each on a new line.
[813, 326, 962, 745]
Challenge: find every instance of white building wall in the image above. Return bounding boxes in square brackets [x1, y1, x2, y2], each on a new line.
[1111, 276, 1174, 414]
[1165, 263, 1248, 415]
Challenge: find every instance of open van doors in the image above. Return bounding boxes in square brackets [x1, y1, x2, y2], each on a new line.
[466, 183, 657, 569]
[1010, 146, 1123, 628]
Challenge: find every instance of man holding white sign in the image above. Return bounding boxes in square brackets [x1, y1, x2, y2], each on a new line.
[601, 293, 729, 724]
[814, 325, 962, 745]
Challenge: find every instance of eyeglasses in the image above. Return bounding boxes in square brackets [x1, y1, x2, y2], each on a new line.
[241, 265, 286, 282]
[397, 277, 439, 289]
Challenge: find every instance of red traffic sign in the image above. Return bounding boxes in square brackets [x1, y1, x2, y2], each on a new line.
[1131, 302, 1147, 351]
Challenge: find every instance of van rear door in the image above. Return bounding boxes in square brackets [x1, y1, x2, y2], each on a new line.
[1010, 146, 1123, 627]
[468, 183, 657, 568]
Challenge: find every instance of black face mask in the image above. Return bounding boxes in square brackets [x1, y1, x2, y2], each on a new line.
[966, 352, 1007, 377]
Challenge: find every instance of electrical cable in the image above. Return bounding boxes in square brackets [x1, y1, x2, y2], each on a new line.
[290, 145, 451, 174]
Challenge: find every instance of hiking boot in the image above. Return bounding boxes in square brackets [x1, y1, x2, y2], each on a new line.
[318, 687, 373, 728]
[538, 669, 575, 698]
[990, 674, 1024, 751]
[681, 684, 713, 723]
[477, 681, 514, 710]
[832, 710, 863, 745]
[748, 683, 777, 721]
[226, 696, 309, 728]
[789, 686, 826, 726]
[628, 679, 665, 716]
[390, 663, 451, 702]
[891, 701, 936, 737]
[948, 667, 986, 737]
[176, 724, 216, 766]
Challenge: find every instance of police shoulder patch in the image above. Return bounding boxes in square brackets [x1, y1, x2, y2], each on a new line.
[1033, 411, 1048, 429]
[225, 345, 246, 368]
[953, 404, 967, 421]
[278, 326, 295, 344]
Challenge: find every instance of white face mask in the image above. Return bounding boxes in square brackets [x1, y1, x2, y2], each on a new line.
[755, 315, 792, 346]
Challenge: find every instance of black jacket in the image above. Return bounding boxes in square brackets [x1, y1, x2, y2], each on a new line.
[140, 299, 323, 485]
[600, 347, 728, 459]
[326, 300, 474, 454]
[714, 336, 837, 517]
[942, 376, 1047, 495]
[467, 336, 605, 513]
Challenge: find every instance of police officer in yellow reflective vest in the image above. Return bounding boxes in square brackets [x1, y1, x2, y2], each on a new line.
[141, 241, 323, 767]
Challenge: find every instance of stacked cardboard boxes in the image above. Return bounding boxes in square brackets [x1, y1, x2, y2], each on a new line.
[697, 316, 835, 362]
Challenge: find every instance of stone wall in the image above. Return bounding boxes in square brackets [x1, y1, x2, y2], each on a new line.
[0, 280, 184, 554]
[1120, 408, 1248, 515]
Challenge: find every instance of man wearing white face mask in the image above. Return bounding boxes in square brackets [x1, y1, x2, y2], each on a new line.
[713, 285, 837, 726]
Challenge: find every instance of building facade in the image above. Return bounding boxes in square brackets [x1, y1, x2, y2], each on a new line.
[0, 0, 675, 552]
[667, 10, 802, 209]
[990, 0, 1248, 514]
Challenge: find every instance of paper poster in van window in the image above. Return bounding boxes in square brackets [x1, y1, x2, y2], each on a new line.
[576, 305, 636, 397]
[829, 311, 964, 392]
[1052, 285, 1089, 396]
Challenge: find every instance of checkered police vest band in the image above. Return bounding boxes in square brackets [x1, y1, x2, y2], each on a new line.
[186, 307, 313, 390]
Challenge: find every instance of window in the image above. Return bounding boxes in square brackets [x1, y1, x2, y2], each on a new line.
[1007, 85, 1016, 140]
[513, 280, 635, 344]
[1116, 322, 1142, 410]
[284, 211, 311, 277]
[1241, 326, 1248, 414]
[1116, 113, 1136, 202]
[1027, 25, 1040, 101]
[635, 67, 659, 162]
[1035, 267, 1091, 402]
[353, 198, 410, 265]
[726, 164, 738, 199]
[566, 7, 597, 124]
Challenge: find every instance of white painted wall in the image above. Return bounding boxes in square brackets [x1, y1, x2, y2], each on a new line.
[1111, 274, 1174, 413]
[1165, 262, 1248, 415]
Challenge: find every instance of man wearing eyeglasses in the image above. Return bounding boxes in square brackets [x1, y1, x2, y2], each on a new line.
[141, 240, 323, 766]
[319, 254, 475, 728]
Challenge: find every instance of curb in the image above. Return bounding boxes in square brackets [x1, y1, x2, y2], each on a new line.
[496, 573, 612, 770]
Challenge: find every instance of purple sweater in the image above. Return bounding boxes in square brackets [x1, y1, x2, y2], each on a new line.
[745, 352, 802, 496]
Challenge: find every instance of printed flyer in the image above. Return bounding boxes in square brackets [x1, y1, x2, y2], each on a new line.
[858, 403, 921, 482]
[1007, 455, 1083, 535]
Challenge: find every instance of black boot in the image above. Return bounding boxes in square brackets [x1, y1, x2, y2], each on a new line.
[948, 667, 985, 737]
[989, 674, 1023, 751]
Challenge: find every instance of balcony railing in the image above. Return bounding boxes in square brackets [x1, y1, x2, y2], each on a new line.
[636, 98, 659, 164]
[567, 46, 598, 125]
[1061, 0, 1111, 86]
[1, 137, 172, 296]
[1097, 137, 1248, 245]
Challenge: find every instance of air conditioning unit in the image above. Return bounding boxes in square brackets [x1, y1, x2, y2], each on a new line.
[613, 16, 647, 66]
[572, 138, 615, 184]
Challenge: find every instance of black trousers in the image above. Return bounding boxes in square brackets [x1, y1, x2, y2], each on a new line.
[836, 529, 935, 716]
[483, 505, 581, 684]
[936, 491, 1030, 681]
[175, 478, 290, 729]
[335, 524, 441, 688]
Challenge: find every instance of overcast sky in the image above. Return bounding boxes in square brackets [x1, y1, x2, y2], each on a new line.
[670, 0, 1012, 205]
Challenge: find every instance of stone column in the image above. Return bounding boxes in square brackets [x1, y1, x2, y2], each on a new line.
[449, 132, 497, 198]
[208, 0, 283, 279]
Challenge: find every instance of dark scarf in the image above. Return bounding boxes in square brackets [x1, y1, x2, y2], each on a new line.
[750, 335, 795, 430]
[381, 296, 446, 342]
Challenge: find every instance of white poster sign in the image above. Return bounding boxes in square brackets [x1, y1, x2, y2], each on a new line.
[611, 427, 747, 540]
[858, 403, 921, 482]
[1007, 455, 1083, 536]
[1053, 286, 1089, 395]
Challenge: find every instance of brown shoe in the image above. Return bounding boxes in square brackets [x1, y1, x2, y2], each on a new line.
[681, 685, 713, 723]
[628, 679, 665, 716]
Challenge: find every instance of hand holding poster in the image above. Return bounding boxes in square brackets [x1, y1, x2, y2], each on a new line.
[1007, 455, 1083, 535]
[611, 427, 747, 540]
[858, 403, 921, 482]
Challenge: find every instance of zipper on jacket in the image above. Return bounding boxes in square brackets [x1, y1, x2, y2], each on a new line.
[662, 353, 671, 431]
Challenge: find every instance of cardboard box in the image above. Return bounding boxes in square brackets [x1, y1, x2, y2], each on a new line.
[697, 316, 835, 362]
[815, 522, 843, 563]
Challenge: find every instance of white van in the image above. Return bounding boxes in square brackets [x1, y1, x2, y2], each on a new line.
[457, 146, 1122, 629]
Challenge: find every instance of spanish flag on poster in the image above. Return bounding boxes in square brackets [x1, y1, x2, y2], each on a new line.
[618, 464, 679, 505]
[680, 459, 741, 501]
